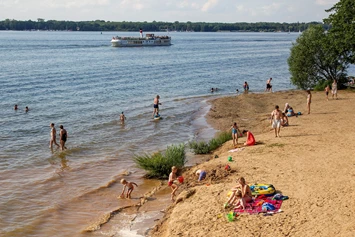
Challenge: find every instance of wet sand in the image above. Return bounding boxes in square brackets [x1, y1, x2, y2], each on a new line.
[150, 90, 355, 237]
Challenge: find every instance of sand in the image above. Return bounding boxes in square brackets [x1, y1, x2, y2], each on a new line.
[150, 90, 355, 237]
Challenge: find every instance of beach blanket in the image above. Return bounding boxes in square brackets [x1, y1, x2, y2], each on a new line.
[233, 197, 283, 215]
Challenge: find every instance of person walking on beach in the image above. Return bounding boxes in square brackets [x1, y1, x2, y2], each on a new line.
[59, 125, 67, 151]
[120, 112, 126, 124]
[152, 95, 162, 118]
[230, 122, 242, 147]
[243, 81, 249, 92]
[266, 78, 272, 92]
[49, 123, 60, 149]
[331, 79, 338, 100]
[271, 105, 282, 137]
[307, 89, 312, 114]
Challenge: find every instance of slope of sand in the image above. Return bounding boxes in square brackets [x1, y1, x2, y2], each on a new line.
[151, 90, 355, 237]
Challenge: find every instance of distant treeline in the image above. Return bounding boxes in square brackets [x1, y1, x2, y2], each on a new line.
[0, 19, 328, 32]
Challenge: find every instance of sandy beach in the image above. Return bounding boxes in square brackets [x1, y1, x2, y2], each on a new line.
[150, 90, 355, 237]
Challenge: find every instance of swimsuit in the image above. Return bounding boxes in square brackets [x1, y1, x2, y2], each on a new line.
[61, 132, 67, 142]
[168, 181, 173, 186]
[232, 128, 237, 134]
[272, 119, 281, 128]
[266, 83, 272, 89]
[154, 104, 159, 109]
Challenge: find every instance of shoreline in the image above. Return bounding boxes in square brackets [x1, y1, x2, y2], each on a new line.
[149, 90, 355, 237]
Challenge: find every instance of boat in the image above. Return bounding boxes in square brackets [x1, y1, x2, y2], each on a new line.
[111, 34, 171, 47]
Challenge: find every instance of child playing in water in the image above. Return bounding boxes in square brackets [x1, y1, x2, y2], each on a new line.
[120, 179, 138, 199]
[168, 166, 179, 201]
[230, 122, 242, 147]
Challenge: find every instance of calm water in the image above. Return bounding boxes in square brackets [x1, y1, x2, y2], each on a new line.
[1, 31, 300, 236]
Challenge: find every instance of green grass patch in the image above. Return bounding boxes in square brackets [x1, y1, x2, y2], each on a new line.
[188, 131, 232, 154]
[133, 144, 186, 179]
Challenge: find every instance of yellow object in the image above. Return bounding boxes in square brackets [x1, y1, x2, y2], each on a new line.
[249, 183, 275, 196]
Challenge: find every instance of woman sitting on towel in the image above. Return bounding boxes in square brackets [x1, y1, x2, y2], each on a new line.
[284, 103, 296, 116]
[226, 177, 253, 207]
[242, 130, 255, 146]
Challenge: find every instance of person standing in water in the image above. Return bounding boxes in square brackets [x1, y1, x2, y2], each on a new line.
[152, 95, 162, 118]
[120, 112, 126, 124]
[266, 78, 272, 92]
[50, 123, 60, 149]
[59, 125, 67, 151]
[14, 104, 18, 110]
[243, 81, 249, 92]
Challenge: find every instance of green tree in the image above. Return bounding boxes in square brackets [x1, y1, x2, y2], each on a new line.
[324, 0, 355, 64]
[288, 25, 348, 89]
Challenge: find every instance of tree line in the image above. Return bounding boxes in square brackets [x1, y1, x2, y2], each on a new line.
[0, 19, 326, 32]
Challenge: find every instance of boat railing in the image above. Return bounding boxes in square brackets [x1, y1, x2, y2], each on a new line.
[112, 36, 171, 40]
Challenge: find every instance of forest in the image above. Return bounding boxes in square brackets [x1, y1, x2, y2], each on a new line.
[0, 19, 327, 32]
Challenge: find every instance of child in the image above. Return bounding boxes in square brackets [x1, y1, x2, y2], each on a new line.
[325, 85, 330, 101]
[233, 190, 247, 210]
[230, 122, 242, 147]
[120, 111, 126, 124]
[196, 169, 207, 181]
[307, 89, 312, 114]
[120, 179, 138, 199]
[242, 130, 255, 146]
[168, 166, 179, 201]
[226, 177, 252, 207]
[281, 113, 289, 127]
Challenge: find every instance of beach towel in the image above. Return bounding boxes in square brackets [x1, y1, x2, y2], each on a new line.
[233, 197, 283, 215]
[228, 147, 245, 153]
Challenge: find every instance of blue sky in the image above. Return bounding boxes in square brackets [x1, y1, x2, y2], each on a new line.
[0, 0, 339, 22]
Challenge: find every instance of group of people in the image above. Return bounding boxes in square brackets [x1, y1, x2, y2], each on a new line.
[49, 123, 67, 151]
[14, 104, 29, 112]
[230, 122, 255, 147]
[325, 79, 338, 101]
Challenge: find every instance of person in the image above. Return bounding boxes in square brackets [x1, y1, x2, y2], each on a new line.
[226, 177, 252, 207]
[233, 190, 247, 210]
[14, 104, 18, 110]
[281, 113, 289, 127]
[59, 125, 67, 151]
[230, 122, 242, 147]
[152, 95, 162, 118]
[236, 89, 239, 93]
[325, 85, 330, 101]
[331, 79, 338, 99]
[49, 123, 60, 149]
[139, 28, 143, 38]
[120, 179, 138, 199]
[271, 105, 282, 137]
[242, 130, 255, 146]
[25, 106, 29, 112]
[196, 169, 207, 181]
[243, 81, 249, 92]
[168, 166, 179, 201]
[266, 78, 272, 92]
[120, 111, 126, 124]
[307, 89, 312, 114]
[284, 103, 296, 117]
[210, 87, 214, 93]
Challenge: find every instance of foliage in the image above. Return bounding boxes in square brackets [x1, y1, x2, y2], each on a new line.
[324, 0, 355, 64]
[0, 19, 327, 32]
[288, 25, 348, 89]
[133, 144, 185, 179]
[189, 131, 232, 154]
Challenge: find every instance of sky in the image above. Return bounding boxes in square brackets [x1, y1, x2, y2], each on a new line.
[0, 0, 339, 23]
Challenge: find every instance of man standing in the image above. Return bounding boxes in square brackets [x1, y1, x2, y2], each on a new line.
[266, 78, 272, 92]
[271, 105, 282, 137]
[120, 111, 127, 124]
[152, 95, 162, 118]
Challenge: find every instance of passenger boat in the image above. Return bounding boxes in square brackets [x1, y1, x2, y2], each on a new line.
[111, 34, 171, 47]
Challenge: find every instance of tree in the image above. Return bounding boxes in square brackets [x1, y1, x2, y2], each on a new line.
[324, 0, 355, 64]
[288, 25, 348, 89]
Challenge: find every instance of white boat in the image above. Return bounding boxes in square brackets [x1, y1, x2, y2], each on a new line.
[111, 34, 171, 47]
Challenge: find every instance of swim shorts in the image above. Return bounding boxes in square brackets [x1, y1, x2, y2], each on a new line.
[168, 181, 173, 186]
[154, 104, 159, 109]
[272, 119, 281, 128]
[266, 84, 272, 89]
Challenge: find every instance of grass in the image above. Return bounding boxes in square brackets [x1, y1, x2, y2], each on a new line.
[133, 144, 186, 179]
[188, 131, 232, 154]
